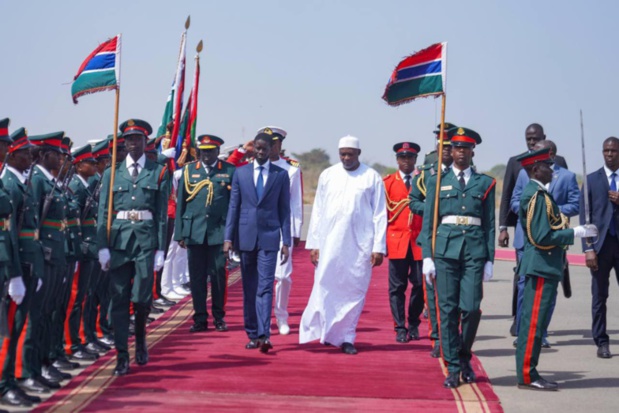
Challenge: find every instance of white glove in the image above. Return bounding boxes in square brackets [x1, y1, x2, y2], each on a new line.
[573, 224, 598, 238]
[483, 261, 493, 282]
[36, 279, 43, 292]
[162, 148, 176, 159]
[423, 258, 436, 285]
[74, 262, 79, 273]
[99, 248, 111, 271]
[8, 276, 26, 305]
[154, 250, 165, 272]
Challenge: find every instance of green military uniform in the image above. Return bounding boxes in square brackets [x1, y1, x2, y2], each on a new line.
[515, 149, 575, 388]
[24, 132, 67, 382]
[420, 127, 495, 385]
[410, 161, 447, 348]
[97, 119, 168, 369]
[66, 146, 99, 355]
[174, 135, 235, 329]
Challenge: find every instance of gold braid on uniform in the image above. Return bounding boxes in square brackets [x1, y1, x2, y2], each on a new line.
[385, 193, 411, 224]
[416, 169, 426, 197]
[526, 191, 570, 251]
[183, 166, 214, 206]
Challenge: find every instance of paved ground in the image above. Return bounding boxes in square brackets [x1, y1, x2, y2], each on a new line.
[476, 257, 619, 413]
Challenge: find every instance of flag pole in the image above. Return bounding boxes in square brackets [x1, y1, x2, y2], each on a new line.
[431, 94, 446, 257]
[106, 34, 122, 241]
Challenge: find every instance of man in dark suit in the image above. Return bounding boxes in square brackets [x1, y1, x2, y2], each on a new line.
[498, 123, 568, 335]
[224, 131, 291, 353]
[580, 136, 619, 359]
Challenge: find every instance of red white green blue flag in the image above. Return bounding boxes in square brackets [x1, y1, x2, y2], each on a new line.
[382, 42, 446, 106]
[71, 35, 121, 104]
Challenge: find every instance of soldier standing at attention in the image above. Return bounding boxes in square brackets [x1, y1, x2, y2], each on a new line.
[175, 135, 235, 333]
[515, 147, 597, 391]
[97, 120, 168, 376]
[384, 141, 424, 343]
[410, 126, 455, 357]
[421, 127, 495, 389]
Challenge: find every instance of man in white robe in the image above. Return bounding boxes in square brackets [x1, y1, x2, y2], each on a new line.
[299, 135, 387, 354]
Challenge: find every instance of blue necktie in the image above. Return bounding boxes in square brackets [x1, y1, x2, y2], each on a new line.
[256, 165, 265, 199]
[610, 172, 617, 236]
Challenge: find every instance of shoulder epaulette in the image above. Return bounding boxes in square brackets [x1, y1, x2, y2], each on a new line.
[285, 158, 300, 168]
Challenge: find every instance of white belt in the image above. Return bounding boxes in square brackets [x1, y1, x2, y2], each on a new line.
[441, 215, 481, 226]
[117, 210, 153, 221]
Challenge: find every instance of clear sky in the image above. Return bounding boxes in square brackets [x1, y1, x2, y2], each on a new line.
[0, 0, 616, 173]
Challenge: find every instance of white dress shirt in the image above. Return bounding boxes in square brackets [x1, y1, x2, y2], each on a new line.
[126, 154, 146, 177]
[5, 166, 26, 184]
[604, 165, 619, 188]
[451, 165, 472, 185]
[36, 164, 56, 182]
[253, 159, 270, 187]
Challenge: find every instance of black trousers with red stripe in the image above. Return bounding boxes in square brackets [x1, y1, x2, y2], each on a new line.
[67, 260, 95, 352]
[516, 275, 558, 385]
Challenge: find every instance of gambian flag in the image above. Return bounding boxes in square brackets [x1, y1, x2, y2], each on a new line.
[382, 42, 446, 106]
[71, 35, 121, 104]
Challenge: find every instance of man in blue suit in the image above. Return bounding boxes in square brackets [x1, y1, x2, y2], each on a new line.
[224, 130, 291, 353]
[580, 136, 619, 359]
[511, 140, 580, 347]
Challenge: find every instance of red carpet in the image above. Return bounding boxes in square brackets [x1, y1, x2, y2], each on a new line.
[495, 249, 586, 266]
[35, 246, 502, 412]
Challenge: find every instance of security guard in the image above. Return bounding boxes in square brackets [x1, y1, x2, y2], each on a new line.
[515, 147, 596, 391]
[420, 127, 496, 389]
[409, 125, 455, 357]
[175, 135, 235, 333]
[97, 119, 168, 376]
[384, 141, 424, 343]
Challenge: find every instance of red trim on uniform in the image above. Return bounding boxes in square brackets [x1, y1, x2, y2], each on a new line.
[153, 270, 160, 300]
[16, 316, 28, 378]
[32, 138, 62, 148]
[0, 128, 8, 136]
[64, 264, 81, 354]
[0, 301, 18, 363]
[396, 147, 419, 154]
[93, 149, 110, 158]
[523, 277, 545, 384]
[73, 152, 94, 164]
[450, 136, 476, 145]
[124, 125, 149, 135]
[483, 179, 496, 201]
[9, 139, 30, 153]
[520, 153, 551, 167]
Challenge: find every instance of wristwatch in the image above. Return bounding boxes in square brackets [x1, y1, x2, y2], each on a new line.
[499, 226, 508, 232]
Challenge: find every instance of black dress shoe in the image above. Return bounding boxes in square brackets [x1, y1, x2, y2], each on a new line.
[245, 339, 259, 349]
[41, 366, 63, 383]
[86, 342, 108, 354]
[155, 297, 176, 307]
[100, 335, 115, 347]
[147, 316, 155, 324]
[150, 305, 165, 314]
[189, 322, 208, 333]
[128, 323, 135, 336]
[259, 338, 273, 353]
[135, 342, 149, 366]
[215, 320, 228, 332]
[18, 378, 50, 394]
[431, 341, 441, 358]
[93, 339, 112, 351]
[1, 389, 33, 407]
[518, 378, 559, 391]
[35, 375, 60, 390]
[510, 319, 517, 337]
[597, 343, 612, 359]
[443, 372, 460, 388]
[341, 342, 358, 355]
[71, 350, 98, 361]
[396, 329, 409, 343]
[460, 360, 476, 383]
[407, 326, 420, 341]
[113, 359, 130, 376]
[47, 364, 72, 381]
[13, 386, 41, 403]
[53, 357, 81, 371]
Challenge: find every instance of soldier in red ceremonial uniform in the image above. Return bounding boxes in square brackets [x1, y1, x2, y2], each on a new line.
[383, 141, 424, 343]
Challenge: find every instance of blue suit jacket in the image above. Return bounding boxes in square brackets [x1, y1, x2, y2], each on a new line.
[579, 167, 618, 253]
[511, 164, 580, 250]
[225, 162, 291, 252]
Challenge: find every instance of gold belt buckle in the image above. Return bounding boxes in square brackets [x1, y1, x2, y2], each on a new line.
[2, 218, 10, 231]
[34, 229, 39, 240]
[60, 219, 68, 231]
[128, 210, 139, 221]
[456, 216, 468, 225]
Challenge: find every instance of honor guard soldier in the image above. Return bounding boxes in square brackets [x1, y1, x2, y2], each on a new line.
[384, 141, 424, 343]
[420, 127, 495, 389]
[175, 135, 235, 333]
[24, 132, 67, 391]
[108, 134, 127, 163]
[515, 148, 597, 391]
[409, 125, 455, 357]
[66, 146, 106, 360]
[258, 126, 303, 336]
[84, 139, 113, 348]
[97, 119, 168, 376]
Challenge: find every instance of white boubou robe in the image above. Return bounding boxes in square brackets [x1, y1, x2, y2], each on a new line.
[299, 163, 387, 346]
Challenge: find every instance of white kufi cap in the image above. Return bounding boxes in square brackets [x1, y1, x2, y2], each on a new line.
[338, 135, 360, 149]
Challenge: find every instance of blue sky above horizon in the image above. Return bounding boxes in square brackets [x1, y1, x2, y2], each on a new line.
[1, 0, 616, 172]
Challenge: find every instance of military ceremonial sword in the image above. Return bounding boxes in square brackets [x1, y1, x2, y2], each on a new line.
[580, 110, 593, 246]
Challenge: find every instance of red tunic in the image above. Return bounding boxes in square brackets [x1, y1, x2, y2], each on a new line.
[383, 171, 422, 260]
